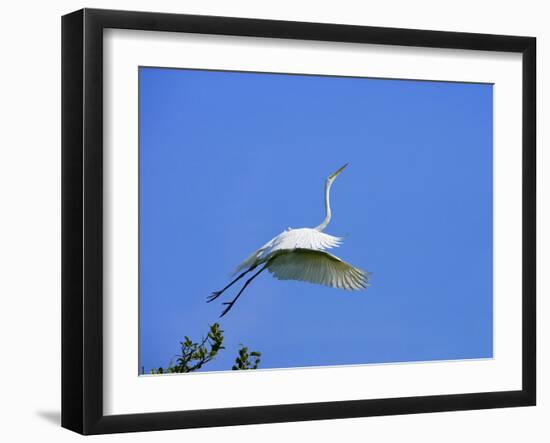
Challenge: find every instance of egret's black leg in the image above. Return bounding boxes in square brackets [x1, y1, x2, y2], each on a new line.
[207, 265, 257, 303]
[220, 264, 268, 318]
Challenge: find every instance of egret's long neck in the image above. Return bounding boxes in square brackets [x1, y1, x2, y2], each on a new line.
[315, 179, 333, 231]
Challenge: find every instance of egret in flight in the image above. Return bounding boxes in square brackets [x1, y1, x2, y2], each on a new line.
[208, 163, 370, 317]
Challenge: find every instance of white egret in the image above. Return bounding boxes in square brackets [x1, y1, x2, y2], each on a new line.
[208, 163, 370, 317]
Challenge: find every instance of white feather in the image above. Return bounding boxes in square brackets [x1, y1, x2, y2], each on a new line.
[233, 228, 342, 275]
[267, 248, 369, 290]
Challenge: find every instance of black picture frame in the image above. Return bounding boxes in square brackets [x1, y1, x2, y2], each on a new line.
[62, 8, 536, 435]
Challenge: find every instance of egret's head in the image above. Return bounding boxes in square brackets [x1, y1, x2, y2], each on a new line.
[327, 163, 349, 183]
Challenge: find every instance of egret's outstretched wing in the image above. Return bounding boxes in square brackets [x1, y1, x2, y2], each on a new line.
[265, 228, 342, 253]
[267, 248, 370, 290]
[233, 228, 343, 275]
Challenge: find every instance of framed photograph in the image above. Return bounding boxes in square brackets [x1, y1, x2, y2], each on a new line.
[62, 8, 536, 435]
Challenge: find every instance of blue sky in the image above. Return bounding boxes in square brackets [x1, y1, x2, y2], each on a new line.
[139, 67, 493, 373]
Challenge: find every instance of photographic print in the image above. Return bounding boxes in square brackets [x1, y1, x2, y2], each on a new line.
[62, 10, 536, 433]
[139, 67, 493, 375]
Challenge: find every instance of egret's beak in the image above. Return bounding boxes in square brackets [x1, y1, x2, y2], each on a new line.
[328, 163, 349, 180]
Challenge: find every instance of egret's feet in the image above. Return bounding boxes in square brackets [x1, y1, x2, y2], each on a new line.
[220, 301, 235, 318]
[207, 290, 223, 303]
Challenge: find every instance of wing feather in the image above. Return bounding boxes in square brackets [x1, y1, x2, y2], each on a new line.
[233, 228, 343, 275]
[267, 248, 370, 291]
[263, 228, 343, 256]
